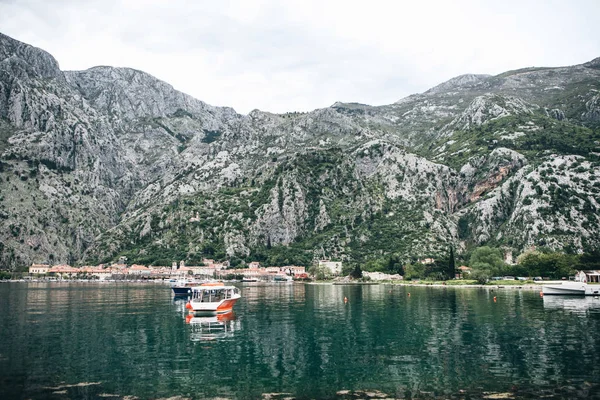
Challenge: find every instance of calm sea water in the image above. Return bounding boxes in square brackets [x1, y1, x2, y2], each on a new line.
[1, 282, 600, 399]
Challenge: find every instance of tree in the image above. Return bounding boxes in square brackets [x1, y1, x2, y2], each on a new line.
[308, 264, 330, 281]
[350, 264, 363, 279]
[386, 255, 403, 274]
[341, 263, 355, 276]
[518, 251, 576, 279]
[577, 250, 600, 270]
[447, 247, 456, 280]
[403, 262, 425, 280]
[469, 246, 505, 279]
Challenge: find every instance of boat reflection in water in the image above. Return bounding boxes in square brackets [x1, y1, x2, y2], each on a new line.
[543, 295, 600, 314]
[185, 312, 240, 341]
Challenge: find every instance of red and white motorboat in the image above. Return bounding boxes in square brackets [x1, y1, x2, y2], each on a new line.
[185, 282, 241, 314]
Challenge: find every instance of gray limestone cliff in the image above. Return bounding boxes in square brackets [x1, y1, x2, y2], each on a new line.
[0, 32, 599, 268]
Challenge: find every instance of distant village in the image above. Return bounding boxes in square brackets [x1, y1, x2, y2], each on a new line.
[25, 257, 477, 282]
[27, 258, 348, 281]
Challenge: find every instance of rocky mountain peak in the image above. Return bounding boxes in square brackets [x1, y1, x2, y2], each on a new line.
[0, 32, 64, 82]
[583, 56, 600, 69]
[425, 73, 491, 94]
[64, 65, 214, 120]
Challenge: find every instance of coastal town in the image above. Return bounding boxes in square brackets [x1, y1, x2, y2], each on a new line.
[24, 258, 340, 281]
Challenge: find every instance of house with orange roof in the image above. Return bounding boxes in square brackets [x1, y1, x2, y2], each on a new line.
[79, 266, 112, 280]
[129, 264, 151, 275]
[48, 264, 80, 278]
[175, 266, 192, 277]
[283, 265, 306, 276]
[457, 266, 472, 278]
[248, 261, 261, 270]
[150, 266, 171, 276]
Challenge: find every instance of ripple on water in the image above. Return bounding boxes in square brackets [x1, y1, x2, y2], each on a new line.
[3, 283, 600, 399]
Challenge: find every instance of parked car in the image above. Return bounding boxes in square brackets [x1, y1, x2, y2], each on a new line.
[503, 276, 515, 280]
[533, 276, 543, 281]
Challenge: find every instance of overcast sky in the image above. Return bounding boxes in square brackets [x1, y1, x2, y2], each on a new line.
[1, 0, 599, 114]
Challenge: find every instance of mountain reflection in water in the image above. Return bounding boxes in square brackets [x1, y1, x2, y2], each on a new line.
[1, 282, 600, 399]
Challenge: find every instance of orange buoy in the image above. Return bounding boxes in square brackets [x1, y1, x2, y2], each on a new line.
[493, 296, 497, 302]
[185, 314, 193, 324]
[344, 296, 348, 303]
[185, 302, 193, 310]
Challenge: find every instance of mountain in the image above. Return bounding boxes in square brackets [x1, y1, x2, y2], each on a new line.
[0, 32, 599, 269]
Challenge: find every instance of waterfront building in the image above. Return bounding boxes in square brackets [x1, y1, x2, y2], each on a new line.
[284, 266, 306, 276]
[318, 260, 342, 275]
[458, 266, 472, 278]
[129, 264, 151, 276]
[248, 261, 261, 269]
[583, 270, 600, 283]
[80, 266, 112, 280]
[29, 263, 50, 275]
[48, 265, 80, 278]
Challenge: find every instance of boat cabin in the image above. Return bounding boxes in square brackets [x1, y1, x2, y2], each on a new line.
[191, 285, 240, 303]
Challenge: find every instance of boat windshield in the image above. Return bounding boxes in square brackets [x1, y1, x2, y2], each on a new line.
[192, 287, 238, 302]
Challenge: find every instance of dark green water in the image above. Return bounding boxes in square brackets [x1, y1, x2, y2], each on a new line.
[1, 282, 600, 399]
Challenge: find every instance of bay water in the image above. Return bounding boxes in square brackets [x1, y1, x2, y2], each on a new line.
[1, 282, 600, 399]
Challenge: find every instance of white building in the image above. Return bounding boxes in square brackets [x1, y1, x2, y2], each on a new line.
[129, 264, 151, 275]
[318, 260, 342, 275]
[29, 264, 49, 274]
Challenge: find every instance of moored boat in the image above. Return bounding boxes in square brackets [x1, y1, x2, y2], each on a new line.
[273, 274, 293, 282]
[542, 281, 590, 295]
[185, 282, 241, 313]
[171, 279, 204, 296]
[542, 271, 600, 296]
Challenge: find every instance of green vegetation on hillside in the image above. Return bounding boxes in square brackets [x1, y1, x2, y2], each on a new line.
[91, 147, 455, 267]
[424, 114, 600, 170]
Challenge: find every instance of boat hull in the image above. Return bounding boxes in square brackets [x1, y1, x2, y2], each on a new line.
[189, 297, 239, 313]
[543, 283, 600, 296]
[172, 286, 193, 296]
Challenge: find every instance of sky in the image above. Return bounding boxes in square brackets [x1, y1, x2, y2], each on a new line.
[1, 0, 599, 115]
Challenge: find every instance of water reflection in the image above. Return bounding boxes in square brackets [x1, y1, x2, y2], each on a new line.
[185, 312, 240, 342]
[543, 295, 600, 314]
[3, 283, 600, 399]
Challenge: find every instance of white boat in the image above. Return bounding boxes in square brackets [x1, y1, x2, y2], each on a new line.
[542, 271, 600, 296]
[185, 282, 241, 313]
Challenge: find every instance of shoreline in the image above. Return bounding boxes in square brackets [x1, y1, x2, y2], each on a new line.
[2, 279, 578, 292]
[302, 280, 556, 290]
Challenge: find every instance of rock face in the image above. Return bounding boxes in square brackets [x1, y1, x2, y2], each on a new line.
[0, 32, 599, 269]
